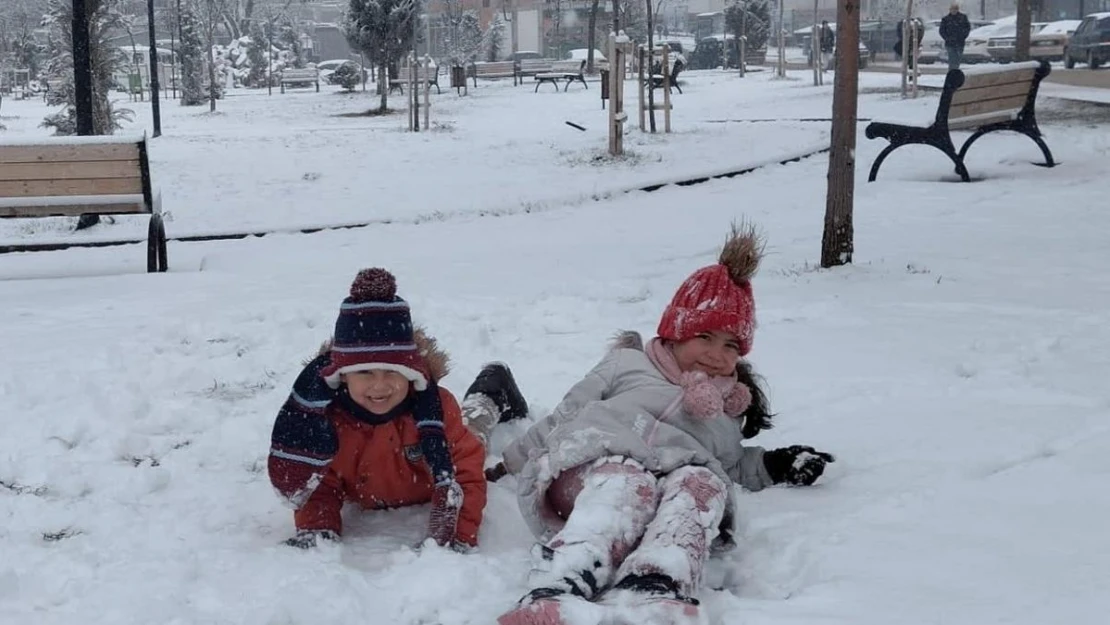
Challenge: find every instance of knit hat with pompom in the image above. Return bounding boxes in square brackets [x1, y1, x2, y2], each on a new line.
[657, 222, 764, 356]
[320, 268, 431, 390]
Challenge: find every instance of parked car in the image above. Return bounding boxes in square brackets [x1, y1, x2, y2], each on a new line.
[691, 35, 738, 69]
[986, 23, 1048, 63]
[315, 59, 367, 84]
[1064, 12, 1110, 69]
[960, 18, 1018, 64]
[800, 31, 870, 69]
[1028, 20, 1081, 62]
[919, 18, 993, 64]
[566, 48, 608, 71]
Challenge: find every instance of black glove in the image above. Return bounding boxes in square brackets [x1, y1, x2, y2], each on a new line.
[763, 445, 836, 486]
[283, 529, 338, 549]
[485, 462, 508, 483]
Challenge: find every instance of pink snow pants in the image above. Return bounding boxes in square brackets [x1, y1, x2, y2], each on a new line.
[534, 456, 728, 598]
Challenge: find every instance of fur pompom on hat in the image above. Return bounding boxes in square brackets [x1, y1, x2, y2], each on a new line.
[319, 268, 431, 390]
[656, 222, 764, 355]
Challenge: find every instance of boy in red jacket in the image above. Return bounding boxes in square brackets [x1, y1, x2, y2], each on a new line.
[268, 268, 523, 550]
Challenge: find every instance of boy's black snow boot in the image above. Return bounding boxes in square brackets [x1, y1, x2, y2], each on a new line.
[465, 362, 529, 422]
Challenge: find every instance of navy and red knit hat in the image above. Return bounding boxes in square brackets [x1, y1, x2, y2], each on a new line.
[320, 268, 431, 390]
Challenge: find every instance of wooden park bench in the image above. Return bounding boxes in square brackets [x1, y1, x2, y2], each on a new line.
[533, 60, 587, 92]
[389, 62, 441, 95]
[864, 60, 1055, 182]
[279, 68, 320, 93]
[468, 61, 517, 87]
[515, 58, 555, 84]
[649, 60, 683, 94]
[0, 135, 168, 272]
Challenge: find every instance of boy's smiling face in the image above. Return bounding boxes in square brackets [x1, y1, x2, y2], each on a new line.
[342, 369, 410, 414]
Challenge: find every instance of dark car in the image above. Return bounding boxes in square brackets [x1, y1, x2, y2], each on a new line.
[691, 35, 739, 69]
[1064, 12, 1110, 69]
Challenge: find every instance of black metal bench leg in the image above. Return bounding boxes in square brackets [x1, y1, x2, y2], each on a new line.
[147, 214, 168, 273]
[534, 80, 541, 93]
[1028, 132, 1056, 167]
[868, 143, 901, 182]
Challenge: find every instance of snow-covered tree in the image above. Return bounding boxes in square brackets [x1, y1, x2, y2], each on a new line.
[245, 22, 269, 86]
[40, 0, 132, 135]
[0, 0, 48, 78]
[725, 0, 770, 52]
[440, 0, 482, 65]
[484, 13, 506, 62]
[344, 0, 417, 113]
[179, 0, 207, 105]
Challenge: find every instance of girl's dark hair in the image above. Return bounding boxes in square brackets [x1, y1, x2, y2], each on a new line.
[736, 360, 774, 439]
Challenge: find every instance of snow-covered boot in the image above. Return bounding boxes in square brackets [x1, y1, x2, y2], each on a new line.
[497, 587, 605, 625]
[596, 573, 705, 625]
[465, 362, 529, 422]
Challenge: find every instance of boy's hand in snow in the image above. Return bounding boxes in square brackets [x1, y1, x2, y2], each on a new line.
[764, 445, 836, 486]
[283, 529, 338, 549]
[426, 480, 464, 547]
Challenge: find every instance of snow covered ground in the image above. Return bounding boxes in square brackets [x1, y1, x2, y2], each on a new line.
[2, 70, 1109, 625]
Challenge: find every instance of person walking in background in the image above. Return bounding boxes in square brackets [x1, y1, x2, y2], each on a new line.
[940, 3, 972, 70]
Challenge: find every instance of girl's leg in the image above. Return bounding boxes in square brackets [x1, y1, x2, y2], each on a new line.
[529, 457, 661, 600]
[612, 465, 728, 599]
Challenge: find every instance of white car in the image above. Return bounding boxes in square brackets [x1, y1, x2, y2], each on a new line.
[566, 48, 608, 71]
[960, 16, 1017, 64]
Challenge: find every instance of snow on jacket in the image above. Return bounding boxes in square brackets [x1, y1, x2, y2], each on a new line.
[293, 386, 486, 546]
[502, 333, 774, 548]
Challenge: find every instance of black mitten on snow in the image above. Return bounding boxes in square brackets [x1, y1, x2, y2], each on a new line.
[485, 462, 508, 483]
[763, 445, 836, 486]
[283, 529, 338, 549]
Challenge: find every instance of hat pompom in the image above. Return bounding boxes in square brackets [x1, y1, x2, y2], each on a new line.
[723, 383, 752, 418]
[718, 221, 765, 286]
[680, 371, 724, 420]
[349, 268, 397, 302]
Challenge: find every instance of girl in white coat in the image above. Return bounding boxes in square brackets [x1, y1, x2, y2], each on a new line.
[493, 224, 835, 625]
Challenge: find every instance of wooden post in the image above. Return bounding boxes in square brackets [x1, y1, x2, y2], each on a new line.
[911, 22, 919, 98]
[638, 45, 646, 132]
[822, 0, 859, 268]
[609, 32, 626, 156]
[811, 21, 820, 86]
[777, 0, 786, 77]
[901, 0, 913, 98]
[423, 55, 431, 130]
[739, 2, 747, 78]
[661, 44, 671, 133]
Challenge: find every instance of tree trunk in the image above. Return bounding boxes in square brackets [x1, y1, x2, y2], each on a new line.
[822, 0, 859, 269]
[1015, 0, 1031, 62]
[72, 0, 94, 135]
[646, 0, 655, 133]
[207, 0, 217, 112]
[612, 0, 620, 33]
[378, 64, 387, 112]
[587, 0, 599, 73]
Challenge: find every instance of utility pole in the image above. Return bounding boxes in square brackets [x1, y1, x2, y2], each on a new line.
[822, 0, 860, 268]
[147, 0, 162, 136]
[72, 0, 94, 135]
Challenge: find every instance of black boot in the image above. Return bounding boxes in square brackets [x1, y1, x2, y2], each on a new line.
[610, 573, 699, 606]
[465, 362, 528, 422]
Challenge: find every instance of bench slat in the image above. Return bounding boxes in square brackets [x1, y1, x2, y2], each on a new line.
[0, 159, 143, 182]
[0, 143, 140, 164]
[949, 94, 1028, 123]
[0, 202, 146, 218]
[959, 67, 1036, 90]
[951, 80, 1036, 106]
[0, 176, 143, 198]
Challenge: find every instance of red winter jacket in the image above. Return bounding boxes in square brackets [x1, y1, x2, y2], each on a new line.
[293, 386, 487, 546]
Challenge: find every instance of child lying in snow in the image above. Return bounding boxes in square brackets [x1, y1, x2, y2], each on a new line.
[266, 268, 528, 551]
[484, 224, 835, 625]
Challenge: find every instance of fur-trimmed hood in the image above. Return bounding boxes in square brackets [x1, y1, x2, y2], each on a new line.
[313, 326, 451, 383]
